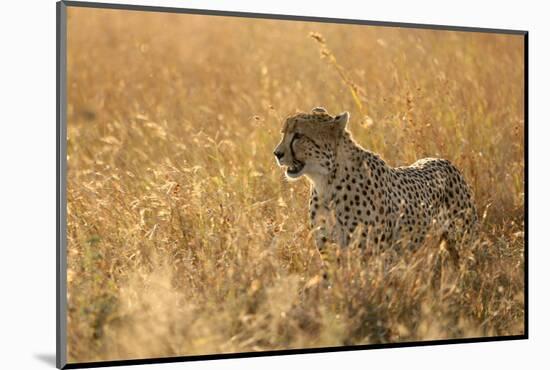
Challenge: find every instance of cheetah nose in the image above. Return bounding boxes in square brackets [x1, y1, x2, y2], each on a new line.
[274, 150, 284, 160]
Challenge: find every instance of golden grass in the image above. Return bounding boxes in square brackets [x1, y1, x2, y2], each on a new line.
[66, 8, 525, 363]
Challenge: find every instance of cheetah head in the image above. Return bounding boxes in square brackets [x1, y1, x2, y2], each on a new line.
[273, 107, 349, 181]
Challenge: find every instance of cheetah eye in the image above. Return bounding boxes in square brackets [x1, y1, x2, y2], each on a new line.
[293, 133, 303, 139]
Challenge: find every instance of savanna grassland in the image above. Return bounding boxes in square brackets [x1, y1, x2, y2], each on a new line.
[66, 8, 525, 363]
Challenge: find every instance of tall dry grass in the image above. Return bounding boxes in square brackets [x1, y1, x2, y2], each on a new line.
[66, 8, 525, 363]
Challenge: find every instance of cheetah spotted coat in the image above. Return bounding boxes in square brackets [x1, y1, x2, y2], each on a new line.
[274, 107, 478, 253]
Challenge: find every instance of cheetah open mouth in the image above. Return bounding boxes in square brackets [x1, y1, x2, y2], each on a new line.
[286, 160, 305, 177]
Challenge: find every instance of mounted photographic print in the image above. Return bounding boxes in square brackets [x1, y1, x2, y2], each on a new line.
[56, 1, 528, 368]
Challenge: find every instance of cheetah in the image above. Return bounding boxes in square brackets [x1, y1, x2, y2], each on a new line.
[273, 107, 478, 257]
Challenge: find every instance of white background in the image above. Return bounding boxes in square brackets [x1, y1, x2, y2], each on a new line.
[0, 0, 547, 369]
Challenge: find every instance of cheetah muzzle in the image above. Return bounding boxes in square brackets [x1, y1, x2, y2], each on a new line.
[286, 160, 305, 177]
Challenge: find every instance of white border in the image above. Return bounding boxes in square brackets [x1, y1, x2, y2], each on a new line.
[2, 0, 548, 369]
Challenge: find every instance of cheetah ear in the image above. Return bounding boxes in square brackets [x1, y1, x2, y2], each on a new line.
[333, 111, 350, 132]
[311, 107, 328, 114]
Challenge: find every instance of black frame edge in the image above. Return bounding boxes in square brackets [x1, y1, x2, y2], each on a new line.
[57, 1, 68, 369]
[63, 335, 527, 369]
[523, 32, 529, 339]
[62, 0, 527, 35]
